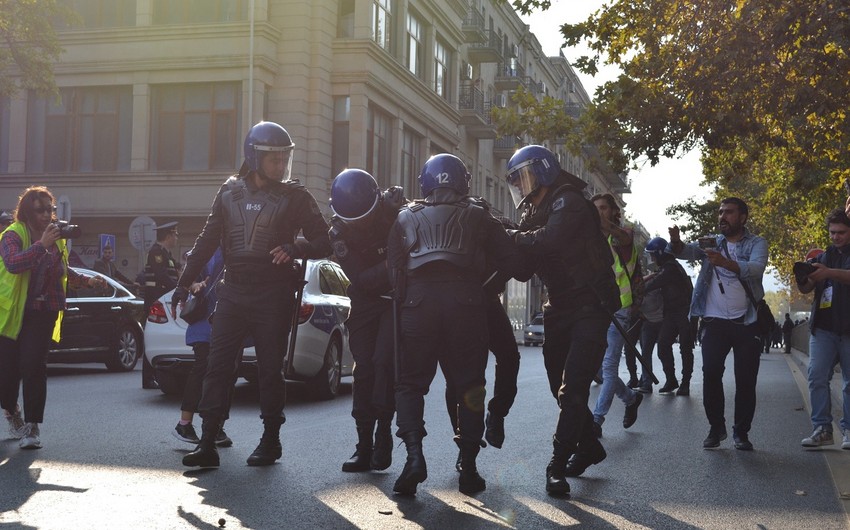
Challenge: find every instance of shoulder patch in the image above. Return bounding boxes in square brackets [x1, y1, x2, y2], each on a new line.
[552, 197, 566, 212]
[332, 240, 349, 260]
[154, 255, 163, 264]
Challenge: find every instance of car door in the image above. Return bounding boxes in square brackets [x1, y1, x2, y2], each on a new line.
[58, 275, 118, 356]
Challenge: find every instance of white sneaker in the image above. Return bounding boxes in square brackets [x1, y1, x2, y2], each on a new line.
[19, 423, 42, 449]
[843, 430, 850, 450]
[5, 406, 25, 439]
[801, 425, 834, 447]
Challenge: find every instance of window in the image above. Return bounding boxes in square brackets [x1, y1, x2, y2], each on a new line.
[26, 87, 132, 173]
[153, 0, 247, 24]
[401, 128, 421, 198]
[332, 96, 350, 175]
[151, 83, 240, 171]
[366, 106, 390, 188]
[371, 0, 391, 50]
[63, 0, 136, 28]
[337, 0, 355, 38]
[406, 13, 423, 78]
[434, 38, 449, 99]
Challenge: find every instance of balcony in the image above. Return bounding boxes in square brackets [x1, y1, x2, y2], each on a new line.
[458, 84, 497, 139]
[468, 30, 503, 64]
[462, 8, 487, 43]
[582, 144, 631, 193]
[494, 63, 528, 91]
[494, 135, 520, 159]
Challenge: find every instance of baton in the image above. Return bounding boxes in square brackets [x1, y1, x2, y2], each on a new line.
[284, 258, 308, 379]
[391, 270, 401, 384]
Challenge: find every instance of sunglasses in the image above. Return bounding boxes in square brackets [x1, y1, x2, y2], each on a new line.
[34, 206, 56, 215]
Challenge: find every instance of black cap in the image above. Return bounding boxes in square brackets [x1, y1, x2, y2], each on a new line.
[153, 221, 178, 231]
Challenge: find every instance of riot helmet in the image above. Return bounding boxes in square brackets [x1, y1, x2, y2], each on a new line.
[505, 145, 562, 209]
[243, 121, 295, 182]
[645, 236, 670, 260]
[330, 169, 380, 222]
[418, 154, 470, 197]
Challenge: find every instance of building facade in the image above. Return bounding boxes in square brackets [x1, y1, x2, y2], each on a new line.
[0, 0, 633, 327]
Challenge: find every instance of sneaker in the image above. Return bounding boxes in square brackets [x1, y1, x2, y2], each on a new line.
[215, 429, 233, 448]
[801, 425, 834, 448]
[173, 423, 200, 444]
[843, 430, 850, 450]
[19, 423, 42, 450]
[5, 406, 25, 440]
[703, 427, 727, 449]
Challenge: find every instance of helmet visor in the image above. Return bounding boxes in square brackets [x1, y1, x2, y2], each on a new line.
[256, 146, 294, 182]
[506, 159, 539, 209]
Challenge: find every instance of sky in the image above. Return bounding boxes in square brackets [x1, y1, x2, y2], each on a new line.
[519, 2, 783, 290]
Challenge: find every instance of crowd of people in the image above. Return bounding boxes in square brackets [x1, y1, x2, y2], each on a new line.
[2, 120, 849, 499]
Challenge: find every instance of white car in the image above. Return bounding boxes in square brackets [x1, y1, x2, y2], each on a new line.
[523, 314, 544, 346]
[142, 259, 353, 400]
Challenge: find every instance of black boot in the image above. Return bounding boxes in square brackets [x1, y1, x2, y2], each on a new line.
[564, 438, 607, 477]
[484, 411, 505, 449]
[545, 438, 570, 496]
[342, 420, 374, 472]
[676, 378, 691, 396]
[370, 419, 393, 471]
[393, 432, 427, 495]
[183, 418, 220, 468]
[247, 420, 283, 467]
[458, 439, 486, 495]
[659, 378, 679, 394]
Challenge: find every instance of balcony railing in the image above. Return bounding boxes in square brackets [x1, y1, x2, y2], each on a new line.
[468, 30, 503, 63]
[462, 8, 487, 43]
[494, 63, 528, 91]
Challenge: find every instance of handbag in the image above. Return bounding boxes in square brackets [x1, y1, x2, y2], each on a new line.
[179, 267, 224, 324]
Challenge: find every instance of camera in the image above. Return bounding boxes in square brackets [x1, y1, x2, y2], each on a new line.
[793, 259, 817, 284]
[698, 236, 717, 249]
[54, 220, 82, 239]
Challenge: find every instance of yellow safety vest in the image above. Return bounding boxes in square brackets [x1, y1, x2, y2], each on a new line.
[609, 234, 638, 309]
[0, 222, 67, 341]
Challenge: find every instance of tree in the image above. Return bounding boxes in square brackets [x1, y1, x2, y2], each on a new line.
[510, 0, 850, 283]
[0, 0, 77, 98]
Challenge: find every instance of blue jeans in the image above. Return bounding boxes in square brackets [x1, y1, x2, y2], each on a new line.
[808, 329, 850, 432]
[593, 308, 637, 424]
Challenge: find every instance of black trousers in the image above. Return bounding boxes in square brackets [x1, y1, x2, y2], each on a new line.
[541, 303, 610, 450]
[0, 309, 57, 424]
[395, 280, 488, 445]
[181, 342, 236, 421]
[348, 302, 395, 423]
[445, 292, 520, 433]
[638, 319, 663, 387]
[701, 318, 761, 435]
[199, 286, 292, 424]
[657, 310, 694, 382]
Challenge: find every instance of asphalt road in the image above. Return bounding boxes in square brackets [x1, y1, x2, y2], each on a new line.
[1, 344, 848, 530]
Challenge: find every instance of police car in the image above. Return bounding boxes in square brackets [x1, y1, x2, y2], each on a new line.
[142, 259, 353, 400]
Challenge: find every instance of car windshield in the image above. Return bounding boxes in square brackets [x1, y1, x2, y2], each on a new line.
[530, 316, 543, 326]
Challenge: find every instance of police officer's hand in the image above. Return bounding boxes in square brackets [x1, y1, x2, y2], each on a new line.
[171, 286, 189, 319]
[270, 243, 300, 265]
[382, 186, 405, 210]
[495, 215, 518, 230]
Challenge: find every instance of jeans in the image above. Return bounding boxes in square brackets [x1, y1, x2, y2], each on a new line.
[701, 318, 761, 435]
[807, 329, 850, 432]
[593, 308, 638, 425]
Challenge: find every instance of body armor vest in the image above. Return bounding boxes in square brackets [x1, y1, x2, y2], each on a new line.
[398, 201, 486, 273]
[221, 177, 294, 265]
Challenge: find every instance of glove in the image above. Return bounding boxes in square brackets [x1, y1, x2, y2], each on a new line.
[281, 243, 302, 259]
[495, 215, 518, 230]
[381, 186, 405, 210]
[171, 286, 189, 315]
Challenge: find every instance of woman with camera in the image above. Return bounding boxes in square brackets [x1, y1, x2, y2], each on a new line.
[0, 186, 105, 449]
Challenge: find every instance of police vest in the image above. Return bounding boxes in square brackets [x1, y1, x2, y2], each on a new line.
[609, 234, 638, 309]
[398, 200, 486, 273]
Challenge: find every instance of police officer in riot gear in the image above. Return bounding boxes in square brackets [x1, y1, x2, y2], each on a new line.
[506, 145, 620, 496]
[144, 221, 179, 314]
[387, 154, 526, 496]
[174, 121, 331, 468]
[329, 169, 404, 473]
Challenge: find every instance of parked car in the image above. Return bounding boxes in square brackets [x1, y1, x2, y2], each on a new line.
[523, 314, 544, 346]
[143, 259, 354, 400]
[48, 267, 146, 371]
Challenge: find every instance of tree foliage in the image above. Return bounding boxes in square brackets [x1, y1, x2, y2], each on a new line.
[0, 0, 76, 98]
[509, 0, 850, 283]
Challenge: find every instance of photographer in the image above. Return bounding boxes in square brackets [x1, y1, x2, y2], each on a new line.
[0, 186, 106, 450]
[669, 197, 767, 450]
[797, 208, 850, 449]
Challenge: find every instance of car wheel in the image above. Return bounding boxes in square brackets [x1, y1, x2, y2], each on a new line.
[310, 337, 342, 401]
[105, 325, 141, 372]
[156, 372, 186, 396]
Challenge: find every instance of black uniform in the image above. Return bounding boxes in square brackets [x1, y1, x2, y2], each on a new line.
[387, 189, 525, 447]
[329, 198, 399, 424]
[178, 175, 330, 427]
[643, 255, 694, 387]
[144, 241, 178, 310]
[514, 174, 619, 459]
